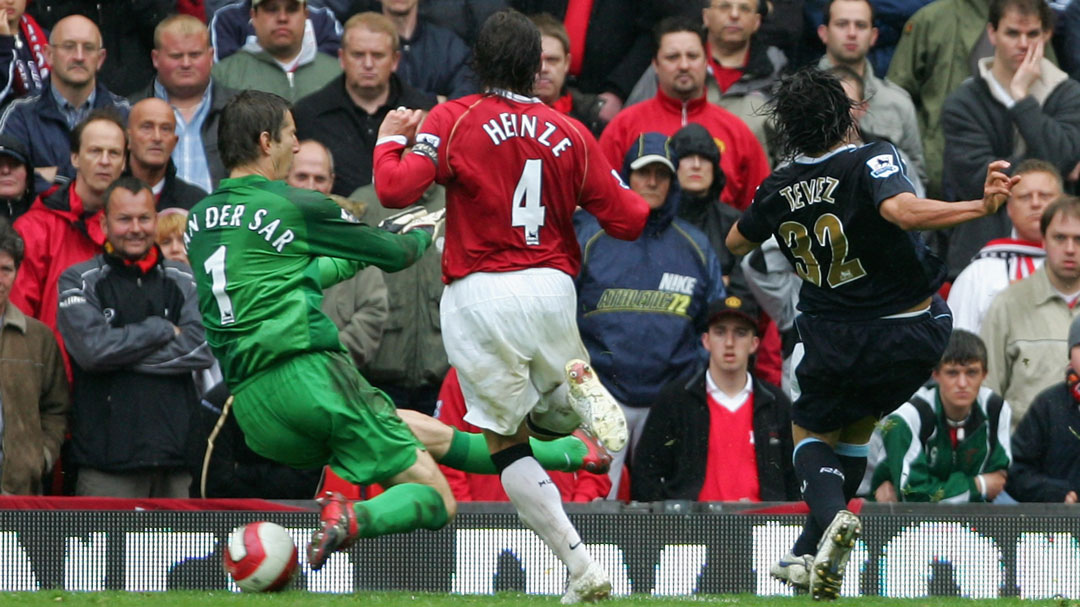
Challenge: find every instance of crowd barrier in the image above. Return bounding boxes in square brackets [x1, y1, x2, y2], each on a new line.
[1, 499, 1077, 598]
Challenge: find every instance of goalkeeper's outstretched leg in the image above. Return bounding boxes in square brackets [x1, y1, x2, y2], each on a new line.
[398, 407, 613, 475]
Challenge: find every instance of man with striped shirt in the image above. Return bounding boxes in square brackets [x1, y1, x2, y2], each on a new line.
[948, 159, 1062, 334]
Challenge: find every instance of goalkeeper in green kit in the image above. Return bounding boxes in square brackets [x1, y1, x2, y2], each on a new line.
[187, 91, 610, 572]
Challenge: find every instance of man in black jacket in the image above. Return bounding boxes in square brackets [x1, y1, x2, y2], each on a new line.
[941, 0, 1080, 279]
[56, 176, 215, 497]
[529, 13, 606, 137]
[294, 12, 433, 196]
[381, 0, 476, 102]
[632, 294, 797, 502]
[1006, 313, 1080, 503]
[0, 135, 34, 220]
[669, 122, 737, 277]
[125, 98, 207, 212]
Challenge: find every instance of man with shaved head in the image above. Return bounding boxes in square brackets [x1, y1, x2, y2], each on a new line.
[0, 15, 129, 193]
[125, 97, 207, 211]
[286, 139, 336, 195]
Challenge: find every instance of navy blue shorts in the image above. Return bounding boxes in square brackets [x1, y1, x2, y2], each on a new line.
[790, 295, 952, 433]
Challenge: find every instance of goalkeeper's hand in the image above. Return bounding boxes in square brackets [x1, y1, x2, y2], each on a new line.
[379, 205, 426, 233]
[379, 206, 445, 237]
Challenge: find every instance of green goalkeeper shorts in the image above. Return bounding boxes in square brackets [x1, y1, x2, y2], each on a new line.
[232, 350, 421, 485]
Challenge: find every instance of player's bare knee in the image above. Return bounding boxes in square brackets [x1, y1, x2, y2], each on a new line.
[792, 423, 841, 448]
[398, 409, 453, 458]
[420, 457, 457, 521]
[441, 488, 458, 521]
[838, 416, 877, 445]
[398, 449, 458, 523]
[483, 425, 530, 454]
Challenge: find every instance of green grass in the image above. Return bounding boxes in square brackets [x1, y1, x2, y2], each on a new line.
[0, 592, 1068, 607]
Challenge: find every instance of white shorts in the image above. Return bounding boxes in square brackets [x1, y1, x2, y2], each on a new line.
[441, 268, 589, 436]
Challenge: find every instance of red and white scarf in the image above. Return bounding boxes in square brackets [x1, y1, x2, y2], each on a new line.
[14, 14, 50, 97]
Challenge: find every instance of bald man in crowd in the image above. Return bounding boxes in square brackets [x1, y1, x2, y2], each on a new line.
[0, 15, 129, 193]
[125, 98, 206, 211]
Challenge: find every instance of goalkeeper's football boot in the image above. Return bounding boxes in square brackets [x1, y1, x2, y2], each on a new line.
[565, 360, 628, 453]
[308, 491, 360, 571]
[561, 561, 612, 604]
[770, 551, 813, 593]
[572, 428, 613, 475]
[809, 510, 862, 601]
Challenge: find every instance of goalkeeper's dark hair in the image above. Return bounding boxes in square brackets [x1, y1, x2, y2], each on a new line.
[767, 67, 855, 159]
[218, 90, 293, 172]
[936, 329, 988, 372]
[473, 10, 540, 95]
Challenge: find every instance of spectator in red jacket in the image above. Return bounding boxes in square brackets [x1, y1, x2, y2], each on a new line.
[599, 16, 770, 211]
[11, 109, 126, 375]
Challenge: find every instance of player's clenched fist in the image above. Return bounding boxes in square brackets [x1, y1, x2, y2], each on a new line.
[378, 108, 425, 143]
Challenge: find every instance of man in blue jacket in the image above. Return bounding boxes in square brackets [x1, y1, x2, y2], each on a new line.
[575, 131, 726, 497]
[0, 15, 129, 194]
[380, 0, 476, 103]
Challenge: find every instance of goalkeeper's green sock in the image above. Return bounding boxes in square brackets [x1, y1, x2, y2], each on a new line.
[353, 483, 448, 538]
[439, 428, 586, 474]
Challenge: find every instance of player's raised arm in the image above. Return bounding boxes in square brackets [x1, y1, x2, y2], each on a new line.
[576, 130, 650, 241]
[373, 108, 438, 209]
[879, 160, 1020, 230]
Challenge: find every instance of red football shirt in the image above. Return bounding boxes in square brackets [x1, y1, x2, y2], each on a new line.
[698, 390, 760, 502]
[373, 91, 650, 283]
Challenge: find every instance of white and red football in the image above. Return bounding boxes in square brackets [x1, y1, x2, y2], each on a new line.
[223, 521, 299, 592]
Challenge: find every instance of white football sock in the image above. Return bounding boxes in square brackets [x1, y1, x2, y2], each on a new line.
[501, 456, 592, 577]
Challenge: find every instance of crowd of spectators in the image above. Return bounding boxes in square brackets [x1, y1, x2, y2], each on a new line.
[0, 0, 1078, 506]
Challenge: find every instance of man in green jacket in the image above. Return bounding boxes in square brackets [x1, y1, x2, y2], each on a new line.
[212, 0, 341, 103]
[871, 330, 1012, 503]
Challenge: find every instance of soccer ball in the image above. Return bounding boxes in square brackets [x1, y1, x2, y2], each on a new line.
[223, 521, 299, 592]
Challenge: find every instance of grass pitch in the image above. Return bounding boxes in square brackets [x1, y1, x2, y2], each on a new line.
[0, 592, 1064, 607]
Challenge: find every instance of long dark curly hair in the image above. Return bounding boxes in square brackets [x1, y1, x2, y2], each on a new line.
[472, 10, 542, 96]
[767, 67, 856, 159]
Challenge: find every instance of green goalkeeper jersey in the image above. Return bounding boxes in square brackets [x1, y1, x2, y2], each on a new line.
[185, 175, 431, 391]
